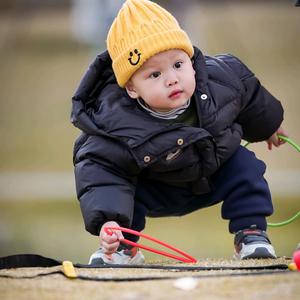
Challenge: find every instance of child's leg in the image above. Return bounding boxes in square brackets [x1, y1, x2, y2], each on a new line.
[122, 201, 148, 242]
[131, 179, 208, 239]
[132, 146, 273, 235]
[210, 146, 273, 233]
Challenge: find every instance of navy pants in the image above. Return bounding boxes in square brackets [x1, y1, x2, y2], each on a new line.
[125, 146, 273, 241]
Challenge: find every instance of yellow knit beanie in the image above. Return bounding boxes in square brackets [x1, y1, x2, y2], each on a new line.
[107, 0, 194, 87]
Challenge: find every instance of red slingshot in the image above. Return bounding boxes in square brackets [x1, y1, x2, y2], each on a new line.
[104, 226, 197, 263]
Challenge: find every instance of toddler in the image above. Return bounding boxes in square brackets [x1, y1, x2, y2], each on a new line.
[71, 0, 287, 264]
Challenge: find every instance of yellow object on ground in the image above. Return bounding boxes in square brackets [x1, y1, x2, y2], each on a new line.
[288, 262, 298, 271]
[62, 261, 77, 279]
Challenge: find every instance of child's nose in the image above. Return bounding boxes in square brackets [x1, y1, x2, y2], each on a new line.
[168, 79, 178, 86]
[166, 73, 178, 87]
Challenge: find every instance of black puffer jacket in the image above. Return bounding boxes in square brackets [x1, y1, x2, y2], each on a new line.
[71, 47, 283, 235]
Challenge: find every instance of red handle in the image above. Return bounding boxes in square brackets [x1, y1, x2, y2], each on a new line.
[104, 226, 197, 263]
[293, 249, 300, 271]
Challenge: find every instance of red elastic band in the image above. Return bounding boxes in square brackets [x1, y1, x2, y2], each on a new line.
[104, 226, 197, 263]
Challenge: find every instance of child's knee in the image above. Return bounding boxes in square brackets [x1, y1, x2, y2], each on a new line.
[229, 146, 266, 175]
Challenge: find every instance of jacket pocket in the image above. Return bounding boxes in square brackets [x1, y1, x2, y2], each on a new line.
[195, 136, 219, 177]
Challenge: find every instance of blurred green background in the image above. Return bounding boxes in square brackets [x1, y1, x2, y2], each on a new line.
[0, 0, 299, 263]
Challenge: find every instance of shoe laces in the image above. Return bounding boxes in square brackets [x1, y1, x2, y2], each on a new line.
[234, 225, 271, 246]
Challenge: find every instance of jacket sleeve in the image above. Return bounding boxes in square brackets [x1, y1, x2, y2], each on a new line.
[73, 134, 139, 236]
[221, 54, 284, 142]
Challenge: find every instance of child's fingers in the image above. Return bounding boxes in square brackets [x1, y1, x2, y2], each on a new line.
[277, 128, 289, 138]
[104, 227, 124, 241]
[100, 232, 120, 254]
[114, 230, 124, 241]
[268, 141, 272, 150]
[101, 231, 119, 243]
[101, 240, 120, 254]
[278, 137, 287, 145]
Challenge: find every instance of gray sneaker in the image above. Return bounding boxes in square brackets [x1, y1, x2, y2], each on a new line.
[234, 225, 277, 260]
[89, 245, 145, 265]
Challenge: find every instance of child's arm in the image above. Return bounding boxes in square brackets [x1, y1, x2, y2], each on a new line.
[219, 54, 284, 143]
[73, 134, 138, 237]
[237, 79, 284, 143]
[71, 53, 138, 239]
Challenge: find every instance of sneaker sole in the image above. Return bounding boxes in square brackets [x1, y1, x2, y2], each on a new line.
[89, 251, 145, 265]
[89, 257, 106, 265]
[240, 247, 277, 260]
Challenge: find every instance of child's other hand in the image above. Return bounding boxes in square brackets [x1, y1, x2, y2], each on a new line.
[100, 221, 124, 255]
[266, 127, 289, 150]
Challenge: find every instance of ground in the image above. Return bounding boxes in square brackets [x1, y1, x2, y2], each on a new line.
[0, 258, 299, 300]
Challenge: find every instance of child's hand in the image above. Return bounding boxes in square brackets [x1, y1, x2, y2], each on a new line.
[99, 221, 124, 255]
[266, 127, 289, 150]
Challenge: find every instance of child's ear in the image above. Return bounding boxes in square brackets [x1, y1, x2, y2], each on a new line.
[125, 81, 139, 99]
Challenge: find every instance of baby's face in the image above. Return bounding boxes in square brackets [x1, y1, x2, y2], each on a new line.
[125, 49, 196, 112]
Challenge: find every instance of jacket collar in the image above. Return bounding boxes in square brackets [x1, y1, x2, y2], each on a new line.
[193, 46, 208, 92]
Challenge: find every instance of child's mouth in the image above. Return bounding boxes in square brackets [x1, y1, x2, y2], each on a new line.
[169, 90, 183, 99]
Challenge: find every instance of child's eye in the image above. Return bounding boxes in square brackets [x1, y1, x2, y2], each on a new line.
[150, 72, 161, 79]
[174, 61, 183, 69]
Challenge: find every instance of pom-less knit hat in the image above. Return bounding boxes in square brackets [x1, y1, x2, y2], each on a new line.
[107, 0, 194, 87]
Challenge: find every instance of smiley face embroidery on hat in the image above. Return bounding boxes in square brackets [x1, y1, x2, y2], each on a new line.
[128, 49, 141, 66]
